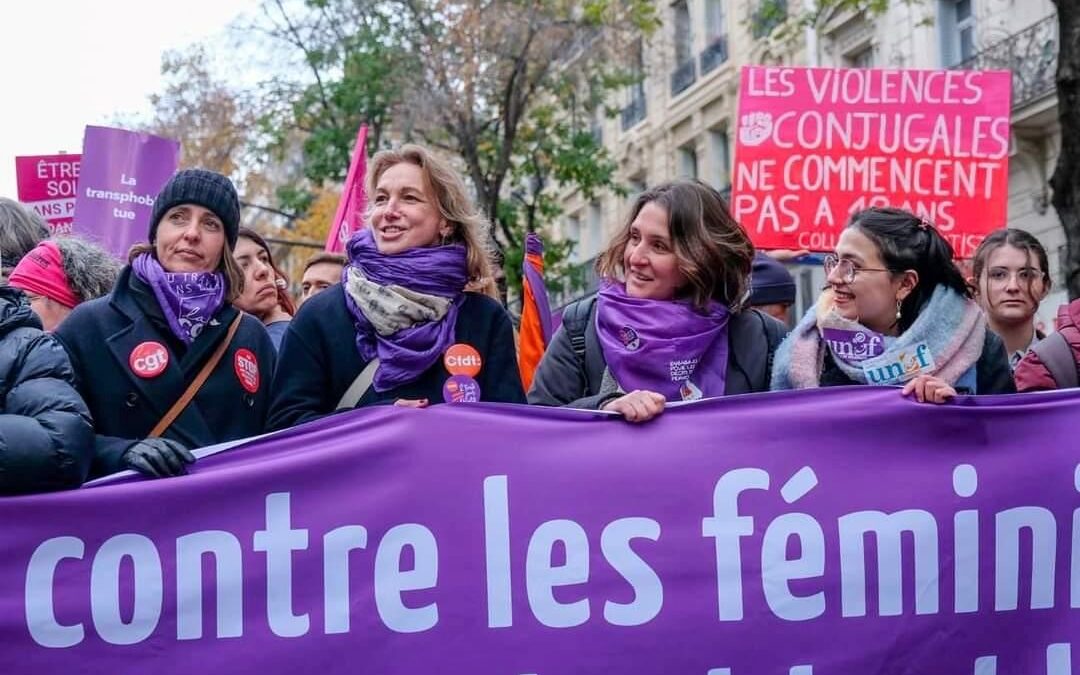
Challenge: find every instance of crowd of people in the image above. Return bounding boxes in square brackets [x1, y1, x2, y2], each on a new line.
[0, 141, 1074, 494]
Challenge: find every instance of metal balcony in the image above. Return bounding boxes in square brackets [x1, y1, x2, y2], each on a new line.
[954, 13, 1057, 110]
[620, 96, 646, 130]
[671, 58, 697, 96]
[700, 36, 729, 75]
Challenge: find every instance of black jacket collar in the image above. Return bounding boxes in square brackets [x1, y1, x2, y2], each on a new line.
[105, 265, 240, 445]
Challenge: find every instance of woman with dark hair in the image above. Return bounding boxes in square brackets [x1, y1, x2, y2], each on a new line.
[55, 170, 276, 479]
[771, 207, 1014, 402]
[528, 179, 787, 423]
[234, 227, 295, 351]
[971, 229, 1050, 369]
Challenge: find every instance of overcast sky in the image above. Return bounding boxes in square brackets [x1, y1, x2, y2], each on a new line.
[0, 0, 259, 197]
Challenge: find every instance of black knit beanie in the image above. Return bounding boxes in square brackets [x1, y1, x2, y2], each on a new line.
[148, 169, 241, 248]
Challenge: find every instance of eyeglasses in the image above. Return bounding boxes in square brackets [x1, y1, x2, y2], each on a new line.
[823, 254, 893, 285]
[985, 267, 1046, 287]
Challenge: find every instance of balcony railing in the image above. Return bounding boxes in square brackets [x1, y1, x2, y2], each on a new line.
[671, 57, 697, 96]
[954, 13, 1057, 110]
[700, 36, 729, 75]
[620, 95, 646, 130]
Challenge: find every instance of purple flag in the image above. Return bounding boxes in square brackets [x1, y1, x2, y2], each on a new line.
[2, 387, 1079, 673]
[73, 126, 180, 258]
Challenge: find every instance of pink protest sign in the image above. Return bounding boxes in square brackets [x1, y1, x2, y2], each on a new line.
[14, 154, 82, 235]
[732, 67, 1012, 258]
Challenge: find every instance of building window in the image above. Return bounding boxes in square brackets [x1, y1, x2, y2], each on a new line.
[627, 176, 647, 204]
[678, 145, 699, 180]
[671, 0, 697, 95]
[708, 129, 730, 190]
[701, 0, 729, 75]
[585, 201, 604, 261]
[846, 45, 874, 68]
[589, 107, 603, 144]
[565, 214, 582, 263]
[621, 40, 647, 130]
[941, 0, 976, 66]
[673, 0, 692, 65]
[705, 0, 726, 41]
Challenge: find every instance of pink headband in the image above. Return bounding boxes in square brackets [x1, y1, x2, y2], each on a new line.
[8, 241, 80, 309]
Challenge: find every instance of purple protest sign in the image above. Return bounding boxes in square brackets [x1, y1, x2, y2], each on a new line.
[2, 388, 1079, 674]
[73, 126, 180, 258]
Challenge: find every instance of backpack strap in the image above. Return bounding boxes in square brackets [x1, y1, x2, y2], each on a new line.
[561, 295, 596, 372]
[1029, 332, 1079, 389]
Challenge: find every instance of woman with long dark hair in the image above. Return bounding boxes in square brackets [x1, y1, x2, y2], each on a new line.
[771, 207, 1014, 401]
[233, 227, 295, 351]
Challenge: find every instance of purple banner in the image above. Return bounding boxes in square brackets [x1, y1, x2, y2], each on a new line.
[73, 126, 180, 258]
[2, 388, 1078, 674]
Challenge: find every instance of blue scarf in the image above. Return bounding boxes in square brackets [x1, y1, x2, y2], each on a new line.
[771, 285, 986, 390]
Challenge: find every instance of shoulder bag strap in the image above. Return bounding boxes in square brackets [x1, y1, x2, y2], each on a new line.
[336, 358, 381, 410]
[150, 312, 244, 438]
[1029, 331, 1079, 389]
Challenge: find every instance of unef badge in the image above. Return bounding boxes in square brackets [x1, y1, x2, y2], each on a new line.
[129, 342, 169, 378]
[443, 343, 482, 377]
[234, 349, 260, 393]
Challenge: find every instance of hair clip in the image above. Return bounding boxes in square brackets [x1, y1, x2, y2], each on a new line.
[917, 217, 934, 231]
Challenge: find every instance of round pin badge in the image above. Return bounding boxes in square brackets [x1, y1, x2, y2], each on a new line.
[129, 342, 169, 379]
[234, 349, 260, 394]
[443, 374, 482, 403]
[443, 343, 482, 377]
[618, 325, 641, 351]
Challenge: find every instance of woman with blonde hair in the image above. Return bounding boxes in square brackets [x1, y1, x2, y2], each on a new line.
[268, 144, 524, 429]
[528, 180, 787, 422]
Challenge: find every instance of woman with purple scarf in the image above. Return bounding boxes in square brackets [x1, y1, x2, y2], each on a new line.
[55, 170, 277, 478]
[528, 180, 787, 422]
[267, 145, 525, 429]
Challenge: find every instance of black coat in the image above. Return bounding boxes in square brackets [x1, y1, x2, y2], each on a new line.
[0, 288, 93, 494]
[528, 296, 788, 408]
[267, 284, 526, 431]
[54, 266, 276, 477]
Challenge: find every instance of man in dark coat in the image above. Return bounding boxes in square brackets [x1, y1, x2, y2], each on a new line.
[0, 286, 93, 494]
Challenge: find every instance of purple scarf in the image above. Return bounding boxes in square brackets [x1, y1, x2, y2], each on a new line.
[596, 280, 730, 401]
[132, 253, 226, 345]
[343, 229, 469, 392]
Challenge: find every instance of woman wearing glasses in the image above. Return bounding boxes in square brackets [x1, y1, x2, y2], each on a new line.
[771, 207, 1014, 402]
[528, 180, 787, 423]
[970, 229, 1050, 369]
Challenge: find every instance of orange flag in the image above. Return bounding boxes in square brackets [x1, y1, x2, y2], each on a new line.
[518, 232, 553, 390]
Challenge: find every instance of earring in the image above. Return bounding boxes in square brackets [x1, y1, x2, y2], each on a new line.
[895, 299, 902, 321]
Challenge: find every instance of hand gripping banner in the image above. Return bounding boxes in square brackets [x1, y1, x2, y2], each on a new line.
[3, 387, 1078, 674]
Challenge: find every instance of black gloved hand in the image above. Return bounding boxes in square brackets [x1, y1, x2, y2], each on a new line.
[122, 438, 196, 478]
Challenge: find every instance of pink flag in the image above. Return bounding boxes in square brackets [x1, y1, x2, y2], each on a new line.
[325, 124, 369, 253]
